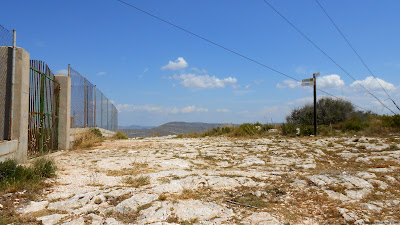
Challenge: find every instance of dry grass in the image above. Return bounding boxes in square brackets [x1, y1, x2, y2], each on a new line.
[73, 129, 103, 149]
[123, 175, 151, 188]
[106, 163, 150, 176]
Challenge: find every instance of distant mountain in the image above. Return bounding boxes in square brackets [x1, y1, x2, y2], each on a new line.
[118, 125, 155, 130]
[121, 122, 226, 138]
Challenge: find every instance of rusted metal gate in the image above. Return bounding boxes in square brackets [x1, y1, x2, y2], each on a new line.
[28, 60, 60, 155]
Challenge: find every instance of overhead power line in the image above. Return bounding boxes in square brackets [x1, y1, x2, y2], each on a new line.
[314, 0, 400, 113]
[262, 0, 395, 115]
[114, 0, 368, 111]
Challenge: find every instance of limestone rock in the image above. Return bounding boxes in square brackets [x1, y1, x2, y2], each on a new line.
[243, 212, 280, 225]
[61, 217, 85, 225]
[22, 201, 49, 214]
[115, 193, 158, 213]
[36, 214, 68, 225]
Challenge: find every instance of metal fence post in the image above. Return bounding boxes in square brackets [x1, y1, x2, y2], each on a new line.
[94, 85, 96, 127]
[101, 93, 103, 129]
[107, 99, 109, 130]
[84, 78, 87, 127]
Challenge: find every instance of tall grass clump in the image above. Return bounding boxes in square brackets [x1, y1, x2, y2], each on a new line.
[73, 128, 103, 149]
[0, 158, 56, 194]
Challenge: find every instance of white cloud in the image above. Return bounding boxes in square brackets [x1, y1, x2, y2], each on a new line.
[191, 67, 207, 74]
[97, 72, 107, 76]
[172, 74, 237, 89]
[216, 109, 230, 113]
[162, 57, 188, 70]
[116, 104, 208, 114]
[317, 74, 345, 89]
[350, 76, 396, 92]
[276, 80, 301, 89]
[56, 69, 68, 75]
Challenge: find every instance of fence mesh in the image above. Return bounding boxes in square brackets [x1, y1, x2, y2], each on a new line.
[70, 67, 118, 131]
[0, 25, 13, 140]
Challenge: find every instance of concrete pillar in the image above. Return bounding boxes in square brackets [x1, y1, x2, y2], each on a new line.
[55, 75, 71, 150]
[10, 47, 30, 162]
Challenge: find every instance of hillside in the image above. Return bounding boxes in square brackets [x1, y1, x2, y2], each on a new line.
[121, 122, 225, 137]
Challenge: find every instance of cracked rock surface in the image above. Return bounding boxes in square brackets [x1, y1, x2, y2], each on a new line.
[16, 135, 400, 224]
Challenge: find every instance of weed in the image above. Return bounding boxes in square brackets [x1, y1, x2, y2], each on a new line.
[0, 158, 56, 193]
[123, 175, 150, 188]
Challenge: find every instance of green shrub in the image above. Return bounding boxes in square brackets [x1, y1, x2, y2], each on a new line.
[287, 97, 361, 126]
[0, 158, 56, 193]
[113, 131, 129, 139]
[381, 115, 400, 128]
[280, 123, 297, 136]
[90, 128, 103, 139]
[342, 120, 368, 132]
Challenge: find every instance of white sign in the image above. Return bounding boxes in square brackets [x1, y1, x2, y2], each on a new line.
[313, 72, 320, 77]
[301, 81, 314, 86]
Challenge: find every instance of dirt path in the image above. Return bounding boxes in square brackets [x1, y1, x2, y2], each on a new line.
[18, 135, 400, 224]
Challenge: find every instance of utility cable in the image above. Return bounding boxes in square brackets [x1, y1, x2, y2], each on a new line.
[114, 0, 368, 111]
[262, 0, 395, 114]
[314, 0, 400, 113]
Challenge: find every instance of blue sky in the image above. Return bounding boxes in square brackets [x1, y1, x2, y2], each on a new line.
[1, 0, 400, 126]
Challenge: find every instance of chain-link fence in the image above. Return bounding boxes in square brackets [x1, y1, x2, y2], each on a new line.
[0, 25, 13, 140]
[70, 67, 118, 131]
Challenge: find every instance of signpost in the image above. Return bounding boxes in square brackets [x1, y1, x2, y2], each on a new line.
[301, 72, 320, 136]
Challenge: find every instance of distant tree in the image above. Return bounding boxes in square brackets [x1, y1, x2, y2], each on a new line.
[287, 97, 358, 126]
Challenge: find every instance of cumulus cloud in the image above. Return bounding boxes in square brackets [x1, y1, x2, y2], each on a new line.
[350, 76, 396, 92]
[56, 69, 68, 75]
[191, 67, 207, 74]
[276, 80, 301, 89]
[172, 74, 237, 89]
[317, 74, 345, 89]
[116, 104, 208, 114]
[162, 57, 188, 70]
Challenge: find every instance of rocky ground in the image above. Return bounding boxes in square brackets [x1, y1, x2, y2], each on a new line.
[13, 135, 400, 224]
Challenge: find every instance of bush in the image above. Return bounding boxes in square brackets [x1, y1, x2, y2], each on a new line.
[381, 115, 400, 128]
[342, 119, 368, 132]
[0, 158, 56, 193]
[113, 131, 129, 140]
[287, 97, 359, 126]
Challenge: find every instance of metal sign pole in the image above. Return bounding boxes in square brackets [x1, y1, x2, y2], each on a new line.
[313, 73, 318, 136]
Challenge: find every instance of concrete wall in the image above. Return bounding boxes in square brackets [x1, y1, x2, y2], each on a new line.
[0, 47, 30, 163]
[0, 140, 18, 162]
[55, 75, 71, 151]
